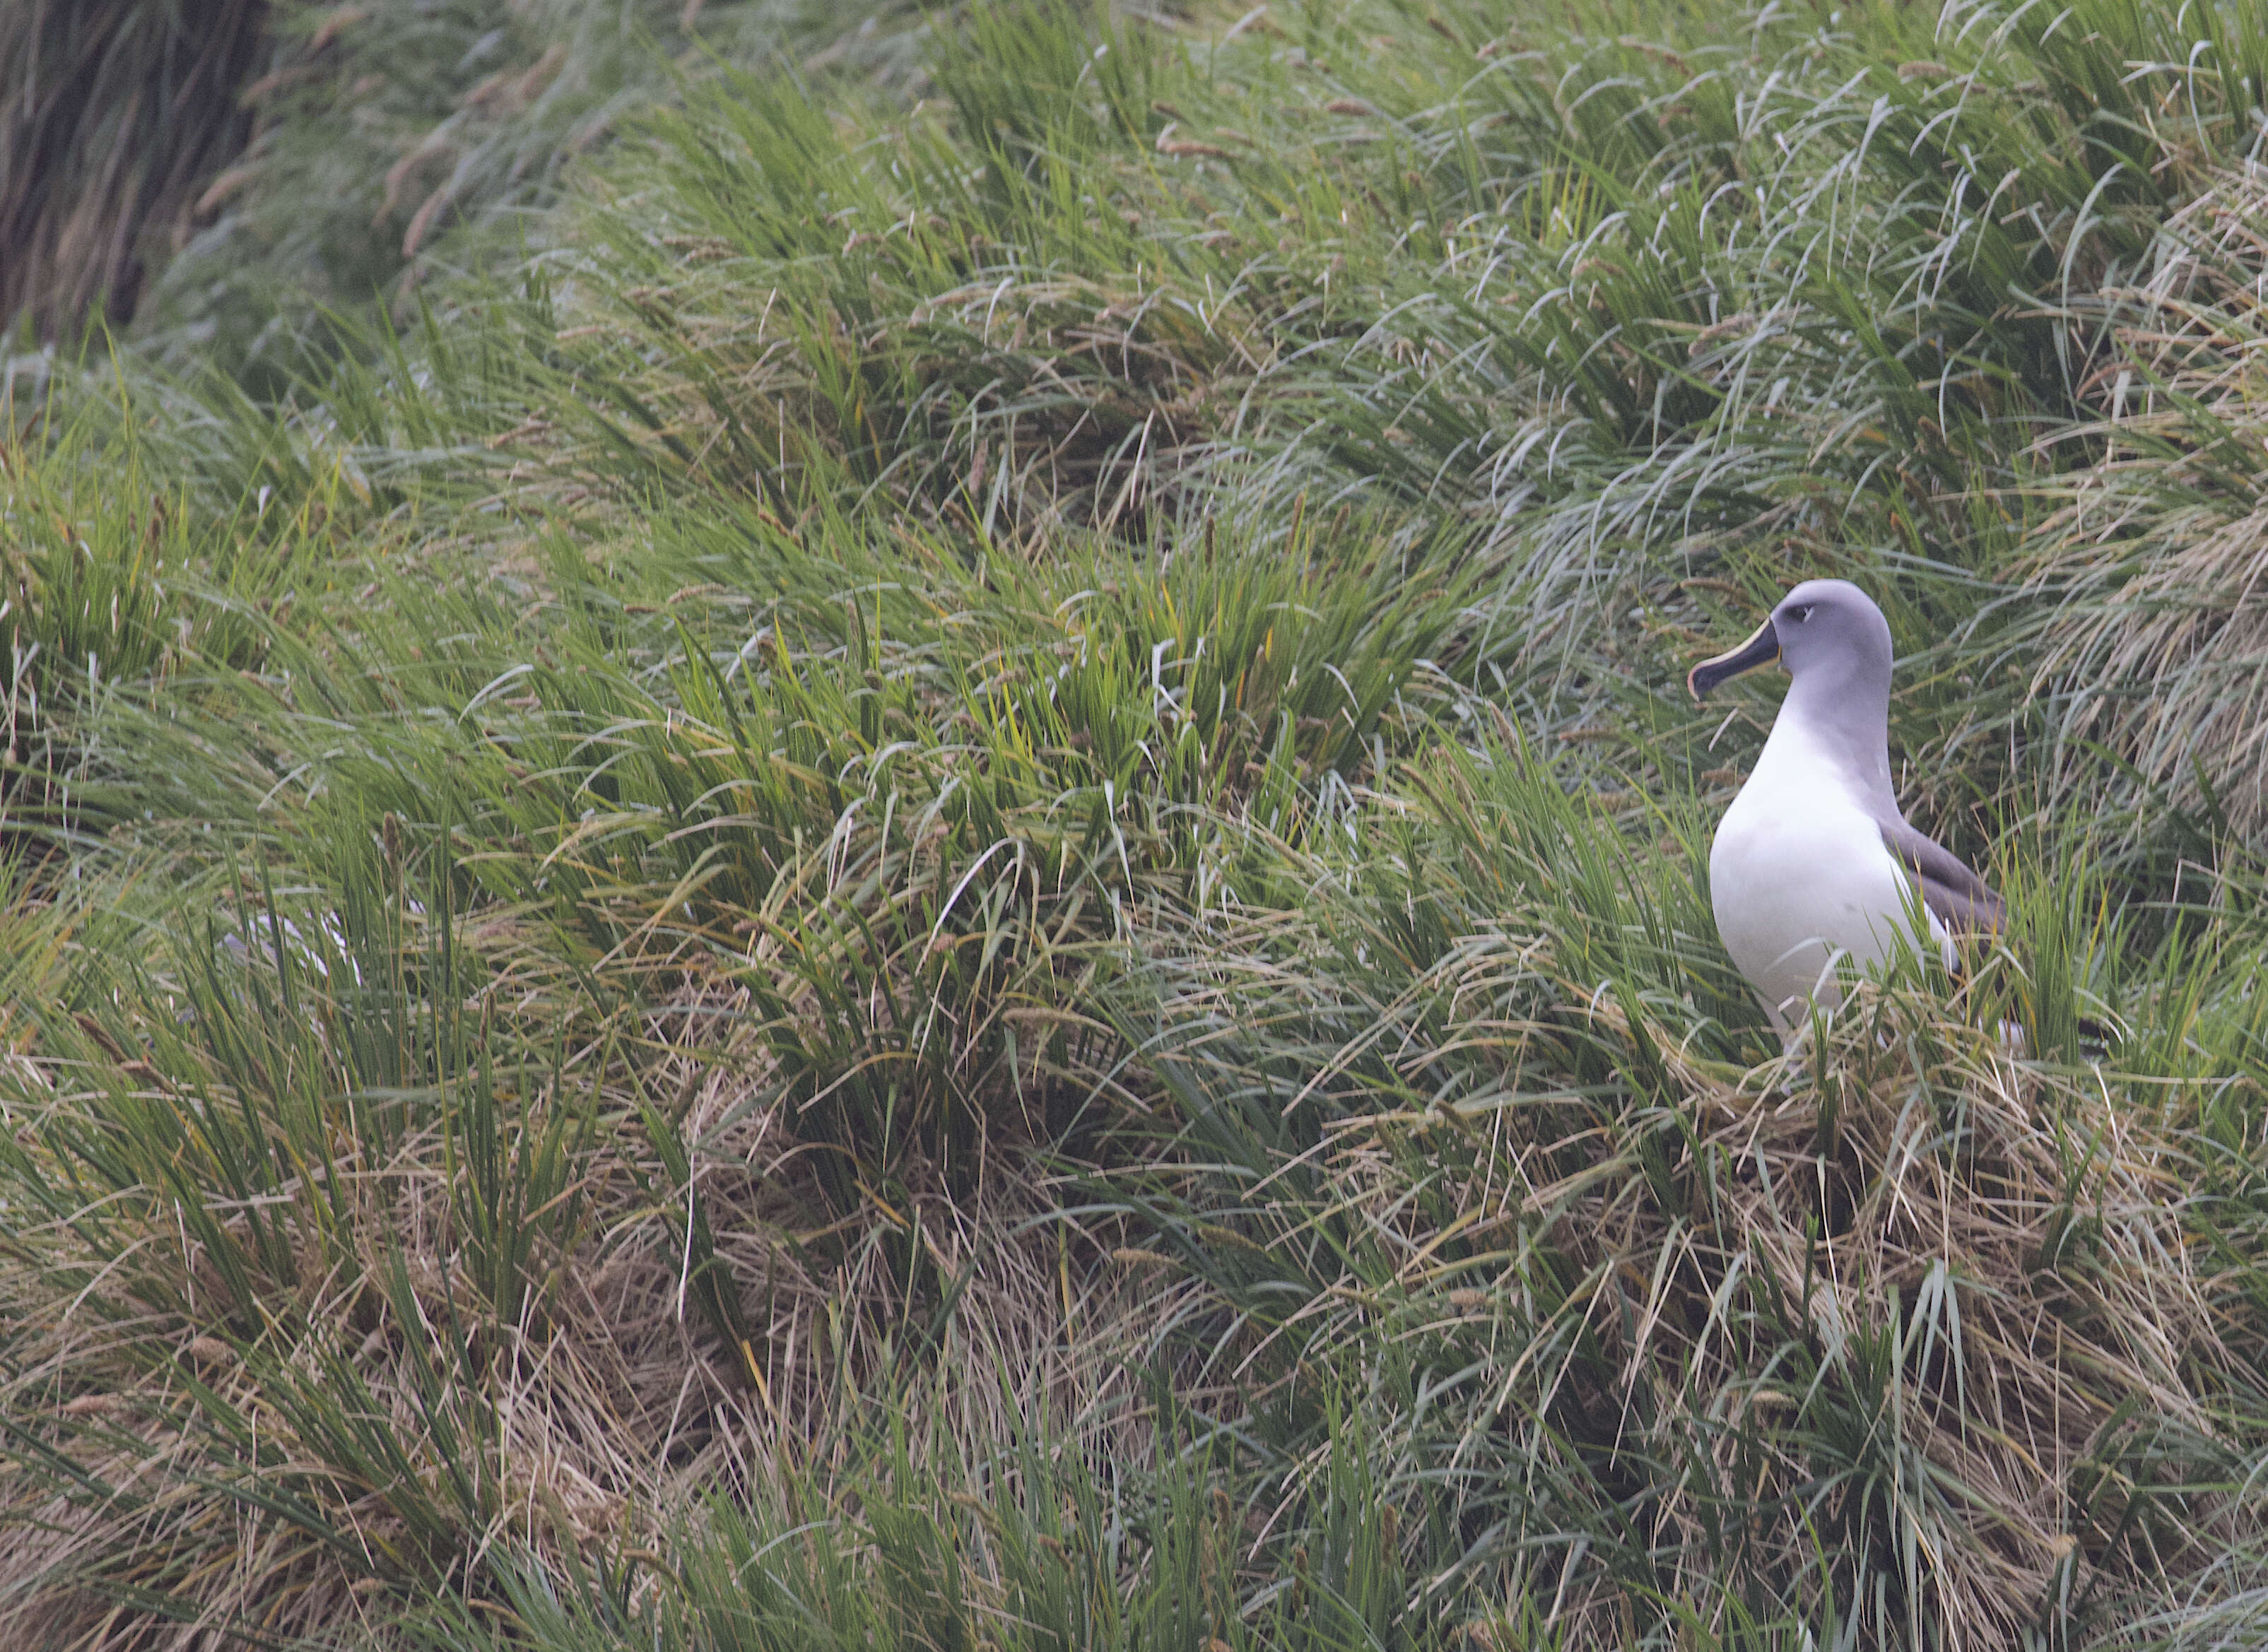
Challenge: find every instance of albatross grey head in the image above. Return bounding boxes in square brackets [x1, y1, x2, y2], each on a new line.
[1686, 578, 1893, 704]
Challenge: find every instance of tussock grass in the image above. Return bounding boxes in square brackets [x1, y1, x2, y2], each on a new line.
[0, 0, 2265, 1647]
[1119, 736, 2267, 1646]
[2016, 164, 2268, 841]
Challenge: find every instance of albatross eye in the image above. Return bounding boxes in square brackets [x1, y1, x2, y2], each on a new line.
[1789, 604, 1814, 623]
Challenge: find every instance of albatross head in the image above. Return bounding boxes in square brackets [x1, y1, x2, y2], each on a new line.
[1686, 579, 1893, 702]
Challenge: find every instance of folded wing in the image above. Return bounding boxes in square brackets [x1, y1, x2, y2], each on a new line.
[1880, 818, 2004, 934]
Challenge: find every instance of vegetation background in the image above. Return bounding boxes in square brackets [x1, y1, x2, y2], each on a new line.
[2, 0, 2265, 1646]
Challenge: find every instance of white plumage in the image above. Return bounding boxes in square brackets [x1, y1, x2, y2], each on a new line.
[1706, 696, 1951, 1036]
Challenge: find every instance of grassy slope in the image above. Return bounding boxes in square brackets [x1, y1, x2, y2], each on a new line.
[1, 0, 2266, 1647]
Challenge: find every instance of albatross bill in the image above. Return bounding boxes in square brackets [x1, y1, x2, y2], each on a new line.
[1688, 579, 2002, 1037]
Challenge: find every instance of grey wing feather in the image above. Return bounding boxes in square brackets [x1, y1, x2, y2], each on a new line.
[1879, 818, 2004, 934]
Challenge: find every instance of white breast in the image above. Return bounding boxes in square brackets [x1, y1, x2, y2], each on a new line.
[1709, 719, 1949, 1035]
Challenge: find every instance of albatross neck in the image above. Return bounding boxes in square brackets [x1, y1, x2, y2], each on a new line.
[1765, 661, 1898, 818]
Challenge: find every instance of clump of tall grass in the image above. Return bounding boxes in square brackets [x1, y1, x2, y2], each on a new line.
[2011, 164, 2268, 843]
[1114, 734, 2268, 1647]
